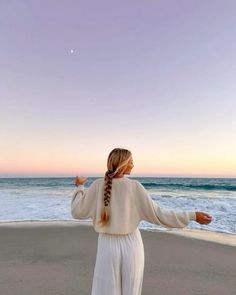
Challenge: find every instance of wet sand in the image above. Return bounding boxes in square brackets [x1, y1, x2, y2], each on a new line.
[0, 221, 235, 295]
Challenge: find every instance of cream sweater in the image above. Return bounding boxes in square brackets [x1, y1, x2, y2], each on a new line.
[71, 177, 196, 235]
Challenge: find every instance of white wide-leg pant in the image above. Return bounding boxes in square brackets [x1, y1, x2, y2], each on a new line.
[91, 228, 144, 295]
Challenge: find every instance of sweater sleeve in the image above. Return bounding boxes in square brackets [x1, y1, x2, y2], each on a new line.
[135, 181, 196, 228]
[71, 181, 97, 220]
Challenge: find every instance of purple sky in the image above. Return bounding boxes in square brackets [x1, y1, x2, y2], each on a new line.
[1, 1, 236, 177]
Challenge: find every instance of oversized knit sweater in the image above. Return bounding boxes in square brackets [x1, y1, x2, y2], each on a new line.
[71, 177, 196, 235]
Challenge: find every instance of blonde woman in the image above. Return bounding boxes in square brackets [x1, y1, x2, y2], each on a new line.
[71, 148, 212, 295]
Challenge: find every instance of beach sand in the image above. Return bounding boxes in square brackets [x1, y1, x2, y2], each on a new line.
[0, 221, 235, 295]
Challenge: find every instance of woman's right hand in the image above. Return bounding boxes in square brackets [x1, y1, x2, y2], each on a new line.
[195, 212, 212, 224]
[74, 176, 87, 186]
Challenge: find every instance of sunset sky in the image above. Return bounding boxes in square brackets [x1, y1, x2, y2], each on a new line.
[1, 1, 236, 177]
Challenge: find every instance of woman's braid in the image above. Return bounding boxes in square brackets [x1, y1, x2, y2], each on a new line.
[104, 172, 113, 207]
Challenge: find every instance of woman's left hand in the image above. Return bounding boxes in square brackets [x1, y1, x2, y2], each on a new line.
[195, 212, 212, 224]
[74, 176, 87, 186]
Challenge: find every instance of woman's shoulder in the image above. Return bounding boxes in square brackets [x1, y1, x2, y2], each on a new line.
[90, 177, 141, 187]
[119, 177, 142, 188]
[91, 178, 104, 185]
[125, 177, 142, 185]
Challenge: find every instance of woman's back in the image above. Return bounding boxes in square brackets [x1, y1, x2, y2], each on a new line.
[94, 177, 140, 234]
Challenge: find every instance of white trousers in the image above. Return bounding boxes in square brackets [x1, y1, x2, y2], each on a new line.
[91, 228, 144, 295]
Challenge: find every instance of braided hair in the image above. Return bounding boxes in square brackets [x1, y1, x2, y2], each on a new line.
[98, 148, 132, 227]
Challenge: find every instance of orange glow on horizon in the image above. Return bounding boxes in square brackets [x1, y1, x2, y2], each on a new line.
[1, 145, 235, 177]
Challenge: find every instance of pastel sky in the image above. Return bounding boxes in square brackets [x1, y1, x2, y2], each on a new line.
[1, 1, 236, 177]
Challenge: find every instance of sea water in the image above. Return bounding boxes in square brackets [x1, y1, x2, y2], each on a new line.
[0, 177, 235, 234]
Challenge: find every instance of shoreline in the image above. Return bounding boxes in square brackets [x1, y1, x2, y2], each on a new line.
[0, 219, 235, 247]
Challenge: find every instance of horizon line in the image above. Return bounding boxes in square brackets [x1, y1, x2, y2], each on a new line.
[0, 174, 236, 179]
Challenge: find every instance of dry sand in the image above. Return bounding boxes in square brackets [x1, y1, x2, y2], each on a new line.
[0, 221, 235, 295]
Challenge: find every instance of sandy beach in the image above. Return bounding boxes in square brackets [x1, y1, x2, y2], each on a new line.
[0, 221, 235, 295]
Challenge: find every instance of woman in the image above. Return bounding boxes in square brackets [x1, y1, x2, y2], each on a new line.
[71, 148, 212, 295]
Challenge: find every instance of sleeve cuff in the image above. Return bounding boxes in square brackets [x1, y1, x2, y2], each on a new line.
[188, 211, 196, 221]
[75, 184, 84, 191]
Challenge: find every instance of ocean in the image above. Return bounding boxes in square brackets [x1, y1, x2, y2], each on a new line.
[0, 177, 235, 235]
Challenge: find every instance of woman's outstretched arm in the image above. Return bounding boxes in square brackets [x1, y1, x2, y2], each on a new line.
[135, 181, 212, 228]
[71, 176, 97, 220]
